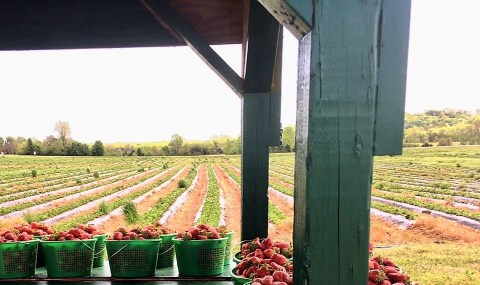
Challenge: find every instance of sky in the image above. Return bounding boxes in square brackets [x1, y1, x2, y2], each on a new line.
[0, 0, 479, 144]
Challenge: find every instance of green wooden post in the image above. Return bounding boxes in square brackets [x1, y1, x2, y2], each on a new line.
[292, 0, 409, 284]
[241, 0, 281, 241]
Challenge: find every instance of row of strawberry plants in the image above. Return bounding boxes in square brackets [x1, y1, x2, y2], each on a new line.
[196, 164, 221, 226]
[0, 171, 139, 215]
[0, 170, 133, 204]
[1, 163, 132, 192]
[142, 166, 199, 225]
[372, 191, 480, 221]
[23, 168, 169, 221]
[375, 182, 480, 200]
[371, 201, 418, 220]
[269, 170, 294, 184]
[55, 166, 183, 230]
[220, 164, 288, 225]
[270, 181, 294, 196]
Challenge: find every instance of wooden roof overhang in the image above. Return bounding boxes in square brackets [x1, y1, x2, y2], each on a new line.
[0, 1, 412, 285]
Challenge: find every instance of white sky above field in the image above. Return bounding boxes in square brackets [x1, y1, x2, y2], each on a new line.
[0, 0, 479, 143]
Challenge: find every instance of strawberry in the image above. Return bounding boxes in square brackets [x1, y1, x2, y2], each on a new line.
[271, 253, 288, 266]
[387, 272, 407, 283]
[65, 234, 75, 240]
[369, 260, 380, 270]
[255, 266, 270, 278]
[4, 232, 16, 241]
[263, 248, 275, 259]
[112, 232, 123, 240]
[262, 275, 274, 285]
[261, 237, 273, 250]
[243, 266, 257, 278]
[274, 241, 289, 249]
[252, 282, 262, 285]
[382, 257, 396, 267]
[379, 280, 392, 285]
[369, 269, 386, 283]
[182, 232, 193, 241]
[383, 266, 399, 275]
[255, 248, 265, 259]
[197, 235, 208, 240]
[272, 282, 288, 285]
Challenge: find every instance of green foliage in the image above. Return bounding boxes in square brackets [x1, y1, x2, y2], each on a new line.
[168, 134, 184, 155]
[22, 211, 35, 224]
[178, 179, 187, 188]
[268, 203, 286, 224]
[86, 167, 91, 173]
[31, 169, 37, 178]
[99, 201, 109, 215]
[91, 140, 105, 156]
[404, 110, 480, 145]
[197, 164, 221, 226]
[93, 171, 100, 178]
[123, 201, 139, 225]
[281, 126, 295, 151]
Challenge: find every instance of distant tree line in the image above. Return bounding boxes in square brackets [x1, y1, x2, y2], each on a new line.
[0, 121, 105, 156]
[404, 109, 480, 146]
[0, 123, 297, 157]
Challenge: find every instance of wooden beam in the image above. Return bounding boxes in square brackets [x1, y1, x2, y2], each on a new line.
[293, 1, 391, 284]
[243, 0, 281, 93]
[140, 0, 243, 97]
[241, 93, 271, 241]
[241, 0, 282, 241]
[257, 0, 311, 40]
[374, 0, 412, 155]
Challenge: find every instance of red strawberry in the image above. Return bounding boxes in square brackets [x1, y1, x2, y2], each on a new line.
[369, 260, 380, 270]
[112, 232, 123, 240]
[271, 253, 288, 266]
[383, 266, 399, 274]
[274, 241, 289, 249]
[382, 257, 396, 267]
[379, 280, 392, 285]
[182, 232, 193, 241]
[263, 248, 275, 259]
[369, 269, 386, 283]
[255, 249, 265, 259]
[65, 234, 75, 240]
[255, 266, 269, 278]
[252, 282, 262, 285]
[31, 222, 40, 229]
[387, 272, 407, 283]
[196, 235, 208, 240]
[261, 237, 273, 250]
[4, 232, 16, 241]
[243, 266, 256, 278]
[368, 281, 377, 285]
[272, 282, 288, 285]
[261, 275, 274, 285]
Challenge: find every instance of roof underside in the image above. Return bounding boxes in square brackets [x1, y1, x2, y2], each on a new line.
[0, 0, 244, 50]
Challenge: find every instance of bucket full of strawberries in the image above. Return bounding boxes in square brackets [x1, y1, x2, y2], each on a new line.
[105, 227, 162, 278]
[40, 227, 96, 277]
[0, 231, 38, 279]
[14, 222, 54, 268]
[173, 224, 228, 276]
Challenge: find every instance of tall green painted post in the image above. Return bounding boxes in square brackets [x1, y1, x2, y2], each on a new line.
[241, 0, 281, 241]
[271, 0, 412, 284]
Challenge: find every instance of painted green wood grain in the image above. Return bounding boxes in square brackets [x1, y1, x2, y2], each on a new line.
[241, 93, 271, 240]
[244, 0, 282, 146]
[374, 0, 411, 156]
[294, 1, 383, 284]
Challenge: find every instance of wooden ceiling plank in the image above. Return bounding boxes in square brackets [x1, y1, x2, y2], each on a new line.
[140, 0, 243, 97]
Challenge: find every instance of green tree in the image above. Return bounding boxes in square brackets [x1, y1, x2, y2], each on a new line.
[26, 138, 37, 155]
[168, 134, 184, 155]
[136, 147, 144, 156]
[91, 140, 105, 156]
[66, 141, 90, 156]
[282, 126, 295, 151]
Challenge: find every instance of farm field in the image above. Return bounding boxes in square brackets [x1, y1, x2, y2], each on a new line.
[0, 146, 479, 284]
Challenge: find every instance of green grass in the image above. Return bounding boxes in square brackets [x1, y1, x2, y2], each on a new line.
[375, 244, 480, 285]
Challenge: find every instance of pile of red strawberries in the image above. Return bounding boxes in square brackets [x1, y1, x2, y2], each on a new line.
[177, 224, 222, 240]
[109, 226, 164, 240]
[368, 243, 419, 285]
[0, 230, 34, 242]
[234, 237, 293, 285]
[14, 222, 54, 236]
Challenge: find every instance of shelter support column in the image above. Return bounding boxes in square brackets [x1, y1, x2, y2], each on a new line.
[292, 0, 410, 284]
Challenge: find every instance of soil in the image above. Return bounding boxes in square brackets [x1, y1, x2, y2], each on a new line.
[97, 166, 191, 234]
[165, 164, 209, 232]
[214, 164, 242, 246]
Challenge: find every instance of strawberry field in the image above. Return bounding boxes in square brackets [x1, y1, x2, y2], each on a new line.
[0, 146, 479, 284]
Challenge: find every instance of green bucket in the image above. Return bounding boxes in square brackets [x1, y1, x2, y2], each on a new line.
[92, 234, 108, 268]
[230, 268, 252, 285]
[0, 240, 39, 279]
[173, 237, 227, 276]
[105, 239, 161, 278]
[41, 239, 96, 277]
[157, 233, 177, 268]
[223, 231, 234, 265]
